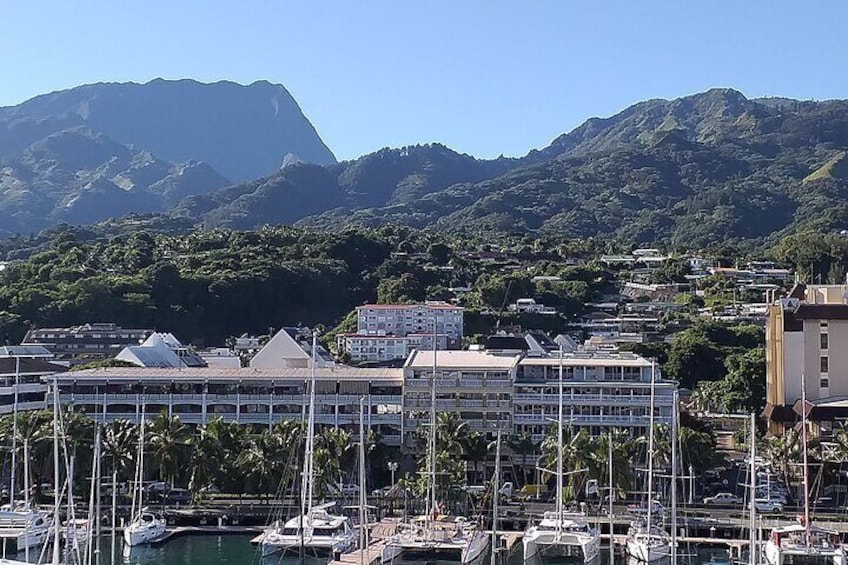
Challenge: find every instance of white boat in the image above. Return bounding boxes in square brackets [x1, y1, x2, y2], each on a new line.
[0, 504, 51, 550]
[765, 524, 845, 565]
[123, 406, 167, 547]
[62, 517, 92, 547]
[524, 344, 600, 564]
[764, 373, 847, 565]
[261, 502, 355, 557]
[382, 322, 486, 565]
[626, 363, 671, 563]
[524, 511, 601, 563]
[123, 508, 166, 547]
[381, 515, 486, 563]
[261, 331, 355, 558]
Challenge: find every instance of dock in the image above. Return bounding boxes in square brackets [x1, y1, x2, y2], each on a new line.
[150, 525, 261, 545]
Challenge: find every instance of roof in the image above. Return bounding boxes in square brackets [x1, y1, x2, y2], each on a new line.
[116, 333, 205, 368]
[404, 349, 520, 369]
[484, 336, 529, 351]
[0, 345, 54, 358]
[794, 304, 848, 320]
[51, 366, 404, 382]
[0, 357, 67, 375]
[519, 355, 653, 368]
[357, 303, 462, 310]
[250, 328, 310, 368]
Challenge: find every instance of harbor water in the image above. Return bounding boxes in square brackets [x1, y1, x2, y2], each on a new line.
[4, 535, 733, 565]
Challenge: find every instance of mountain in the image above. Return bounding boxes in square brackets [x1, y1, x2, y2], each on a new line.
[0, 127, 230, 233]
[0, 79, 336, 182]
[180, 88, 848, 246]
[172, 143, 520, 229]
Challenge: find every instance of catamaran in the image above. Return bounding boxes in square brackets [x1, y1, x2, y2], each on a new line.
[381, 323, 488, 565]
[764, 373, 846, 565]
[523, 344, 600, 564]
[625, 363, 671, 563]
[123, 406, 166, 547]
[261, 331, 356, 557]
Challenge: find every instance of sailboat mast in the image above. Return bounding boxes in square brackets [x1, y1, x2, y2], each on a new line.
[749, 412, 756, 565]
[608, 432, 614, 564]
[428, 316, 438, 527]
[52, 379, 61, 565]
[10, 356, 18, 510]
[306, 331, 318, 512]
[800, 372, 810, 543]
[136, 403, 146, 521]
[359, 397, 368, 562]
[646, 362, 656, 536]
[670, 388, 678, 563]
[556, 343, 564, 534]
[491, 430, 501, 565]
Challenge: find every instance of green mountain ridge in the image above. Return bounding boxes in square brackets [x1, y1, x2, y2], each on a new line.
[179, 88, 848, 245]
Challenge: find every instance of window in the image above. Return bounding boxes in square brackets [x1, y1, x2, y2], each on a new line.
[821, 333, 829, 350]
[821, 356, 829, 373]
[821, 378, 830, 389]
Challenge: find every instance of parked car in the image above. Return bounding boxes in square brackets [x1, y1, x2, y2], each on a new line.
[627, 500, 665, 516]
[165, 488, 193, 505]
[755, 498, 784, 513]
[329, 483, 360, 495]
[813, 496, 837, 508]
[703, 493, 743, 505]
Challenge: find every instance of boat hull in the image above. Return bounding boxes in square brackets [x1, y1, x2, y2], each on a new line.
[524, 533, 601, 564]
[123, 520, 166, 546]
[625, 538, 670, 563]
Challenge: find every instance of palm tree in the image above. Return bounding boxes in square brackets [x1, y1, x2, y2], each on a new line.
[540, 423, 593, 502]
[188, 423, 224, 492]
[314, 427, 354, 496]
[103, 419, 138, 494]
[147, 412, 191, 487]
[764, 428, 801, 487]
[435, 412, 471, 458]
[236, 431, 284, 502]
[461, 431, 490, 484]
[0, 410, 52, 499]
[589, 430, 635, 499]
[506, 432, 539, 486]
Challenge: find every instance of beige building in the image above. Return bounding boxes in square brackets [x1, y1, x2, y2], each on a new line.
[765, 284, 848, 436]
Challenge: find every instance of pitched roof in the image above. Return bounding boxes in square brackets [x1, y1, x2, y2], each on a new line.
[404, 349, 520, 369]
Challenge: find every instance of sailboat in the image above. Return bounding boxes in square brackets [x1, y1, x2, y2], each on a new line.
[381, 323, 487, 565]
[261, 331, 356, 558]
[625, 363, 671, 563]
[764, 373, 846, 565]
[523, 344, 600, 564]
[123, 406, 166, 546]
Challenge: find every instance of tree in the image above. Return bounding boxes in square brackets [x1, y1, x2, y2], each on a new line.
[236, 431, 284, 502]
[147, 412, 191, 487]
[103, 419, 138, 483]
[539, 424, 593, 502]
[461, 431, 490, 484]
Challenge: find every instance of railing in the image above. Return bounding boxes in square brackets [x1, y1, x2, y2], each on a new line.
[512, 414, 671, 425]
[512, 393, 660, 405]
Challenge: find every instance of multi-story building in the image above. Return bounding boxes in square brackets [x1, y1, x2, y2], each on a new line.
[402, 349, 518, 445]
[0, 346, 66, 415]
[50, 366, 404, 445]
[22, 323, 153, 362]
[513, 349, 673, 443]
[765, 283, 848, 436]
[337, 302, 463, 362]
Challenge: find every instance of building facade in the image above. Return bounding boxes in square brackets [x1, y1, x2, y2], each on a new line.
[22, 323, 153, 362]
[765, 284, 848, 436]
[0, 346, 66, 415]
[51, 366, 404, 445]
[337, 302, 463, 362]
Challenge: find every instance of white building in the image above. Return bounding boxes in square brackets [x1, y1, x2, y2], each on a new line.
[509, 298, 557, 315]
[0, 346, 65, 415]
[116, 333, 206, 368]
[337, 302, 464, 362]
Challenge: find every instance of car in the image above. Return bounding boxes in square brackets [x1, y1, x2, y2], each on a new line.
[703, 493, 743, 505]
[371, 486, 391, 497]
[755, 498, 784, 513]
[627, 500, 664, 516]
[813, 496, 837, 508]
[330, 483, 360, 495]
[165, 488, 193, 505]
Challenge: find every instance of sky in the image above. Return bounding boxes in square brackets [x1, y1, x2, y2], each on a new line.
[3, 1, 848, 161]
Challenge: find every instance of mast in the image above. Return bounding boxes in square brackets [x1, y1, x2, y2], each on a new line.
[670, 388, 678, 563]
[22, 438, 30, 563]
[359, 397, 368, 563]
[305, 331, 319, 513]
[10, 356, 18, 510]
[646, 361, 656, 536]
[491, 430, 501, 565]
[135, 403, 146, 522]
[86, 424, 100, 565]
[800, 372, 810, 545]
[748, 413, 756, 565]
[428, 316, 438, 530]
[608, 431, 614, 564]
[52, 379, 61, 565]
[556, 343, 564, 538]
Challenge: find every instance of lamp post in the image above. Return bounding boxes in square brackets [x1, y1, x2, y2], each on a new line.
[388, 461, 398, 488]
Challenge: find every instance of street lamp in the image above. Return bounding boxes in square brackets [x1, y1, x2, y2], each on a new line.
[388, 461, 398, 487]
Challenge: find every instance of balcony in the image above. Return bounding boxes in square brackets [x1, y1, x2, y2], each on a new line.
[512, 393, 660, 406]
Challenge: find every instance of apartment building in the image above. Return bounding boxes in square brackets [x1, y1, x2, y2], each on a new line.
[0, 346, 66, 415]
[765, 283, 848, 436]
[337, 302, 463, 362]
[51, 366, 404, 446]
[22, 323, 153, 362]
[401, 349, 518, 445]
[513, 349, 674, 443]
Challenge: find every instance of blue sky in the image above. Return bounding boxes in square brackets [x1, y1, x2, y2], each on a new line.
[3, 1, 847, 161]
